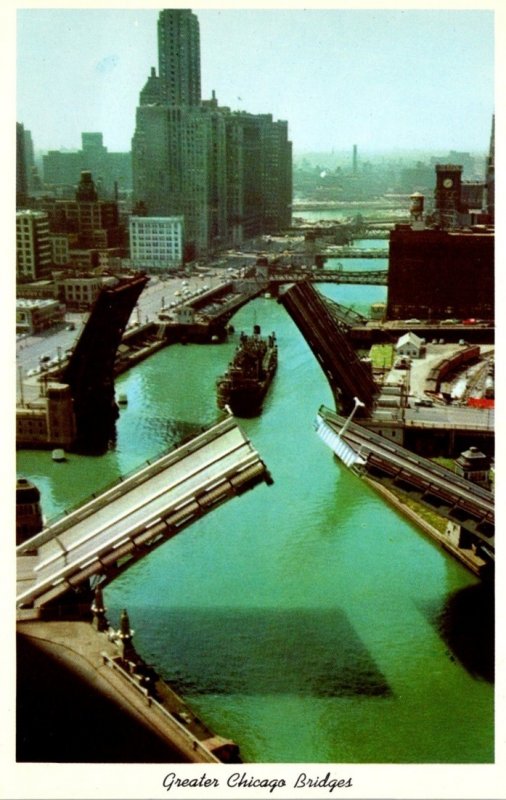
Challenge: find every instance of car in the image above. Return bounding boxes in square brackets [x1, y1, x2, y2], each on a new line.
[406, 318, 421, 324]
[414, 399, 434, 407]
[463, 318, 477, 325]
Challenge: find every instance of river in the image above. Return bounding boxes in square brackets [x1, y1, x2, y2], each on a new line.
[16, 238, 493, 764]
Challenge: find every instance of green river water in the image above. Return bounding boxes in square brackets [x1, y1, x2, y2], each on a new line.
[17, 269, 494, 764]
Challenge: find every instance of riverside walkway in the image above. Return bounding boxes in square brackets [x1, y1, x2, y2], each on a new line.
[17, 416, 272, 610]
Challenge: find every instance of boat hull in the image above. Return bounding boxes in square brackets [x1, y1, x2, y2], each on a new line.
[217, 331, 277, 418]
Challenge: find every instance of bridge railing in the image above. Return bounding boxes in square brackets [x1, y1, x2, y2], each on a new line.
[100, 652, 221, 763]
[319, 405, 494, 506]
[33, 444, 259, 576]
[16, 417, 233, 554]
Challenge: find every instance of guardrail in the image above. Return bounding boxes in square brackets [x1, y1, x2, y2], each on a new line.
[101, 652, 220, 763]
[17, 417, 233, 554]
[17, 418, 270, 608]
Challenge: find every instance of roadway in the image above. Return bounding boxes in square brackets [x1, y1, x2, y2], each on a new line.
[404, 404, 494, 431]
[17, 415, 271, 609]
[317, 405, 494, 551]
[15, 267, 243, 403]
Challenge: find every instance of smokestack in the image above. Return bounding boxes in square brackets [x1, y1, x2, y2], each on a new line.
[352, 144, 358, 174]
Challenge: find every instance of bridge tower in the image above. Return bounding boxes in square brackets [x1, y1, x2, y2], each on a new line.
[91, 585, 108, 632]
[434, 164, 463, 230]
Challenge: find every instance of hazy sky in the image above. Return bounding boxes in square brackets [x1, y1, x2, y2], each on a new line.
[16, 5, 495, 157]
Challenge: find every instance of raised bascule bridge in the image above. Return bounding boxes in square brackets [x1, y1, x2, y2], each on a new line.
[279, 281, 494, 575]
[17, 415, 272, 613]
[60, 273, 149, 452]
[315, 406, 494, 574]
[279, 280, 379, 418]
[16, 416, 273, 763]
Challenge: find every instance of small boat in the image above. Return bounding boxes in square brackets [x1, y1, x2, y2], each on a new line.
[216, 326, 277, 417]
[117, 393, 128, 406]
[51, 448, 66, 462]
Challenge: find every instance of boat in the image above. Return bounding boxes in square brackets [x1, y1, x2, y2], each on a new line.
[217, 326, 277, 417]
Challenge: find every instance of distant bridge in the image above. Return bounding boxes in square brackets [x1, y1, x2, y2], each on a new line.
[319, 247, 389, 259]
[282, 247, 389, 262]
[269, 268, 387, 286]
[17, 416, 272, 611]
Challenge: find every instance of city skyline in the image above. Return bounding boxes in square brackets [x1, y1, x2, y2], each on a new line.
[16, 6, 495, 157]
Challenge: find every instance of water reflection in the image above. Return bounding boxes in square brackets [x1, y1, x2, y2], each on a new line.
[422, 582, 494, 682]
[438, 582, 494, 682]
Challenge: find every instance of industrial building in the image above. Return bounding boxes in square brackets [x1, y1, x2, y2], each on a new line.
[387, 120, 494, 322]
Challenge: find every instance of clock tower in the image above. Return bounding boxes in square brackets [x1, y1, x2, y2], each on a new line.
[434, 164, 463, 228]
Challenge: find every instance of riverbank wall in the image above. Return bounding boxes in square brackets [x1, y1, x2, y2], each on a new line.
[17, 618, 240, 764]
[363, 476, 488, 577]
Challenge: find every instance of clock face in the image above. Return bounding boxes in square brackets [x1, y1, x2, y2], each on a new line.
[443, 178, 454, 188]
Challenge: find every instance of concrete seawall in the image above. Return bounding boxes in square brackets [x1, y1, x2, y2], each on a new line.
[363, 476, 487, 576]
[17, 619, 238, 764]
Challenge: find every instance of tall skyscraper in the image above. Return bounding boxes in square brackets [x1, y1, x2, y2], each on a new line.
[158, 9, 201, 106]
[484, 114, 494, 223]
[132, 8, 292, 258]
[132, 103, 210, 258]
[16, 123, 28, 208]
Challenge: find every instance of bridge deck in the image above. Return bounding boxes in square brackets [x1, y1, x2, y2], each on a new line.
[317, 406, 494, 553]
[17, 417, 271, 609]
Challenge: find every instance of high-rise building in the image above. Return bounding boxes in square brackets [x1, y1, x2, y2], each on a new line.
[16, 210, 52, 282]
[484, 114, 494, 223]
[43, 132, 132, 195]
[40, 171, 123, 252]
[132, 104, 210, 258]
[16, 123, 28, 208]
[158, 9, 201, 106]
[132, 9, 292, 257]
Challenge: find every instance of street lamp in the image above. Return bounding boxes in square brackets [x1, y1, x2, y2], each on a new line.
[339, 396, 365, 436]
